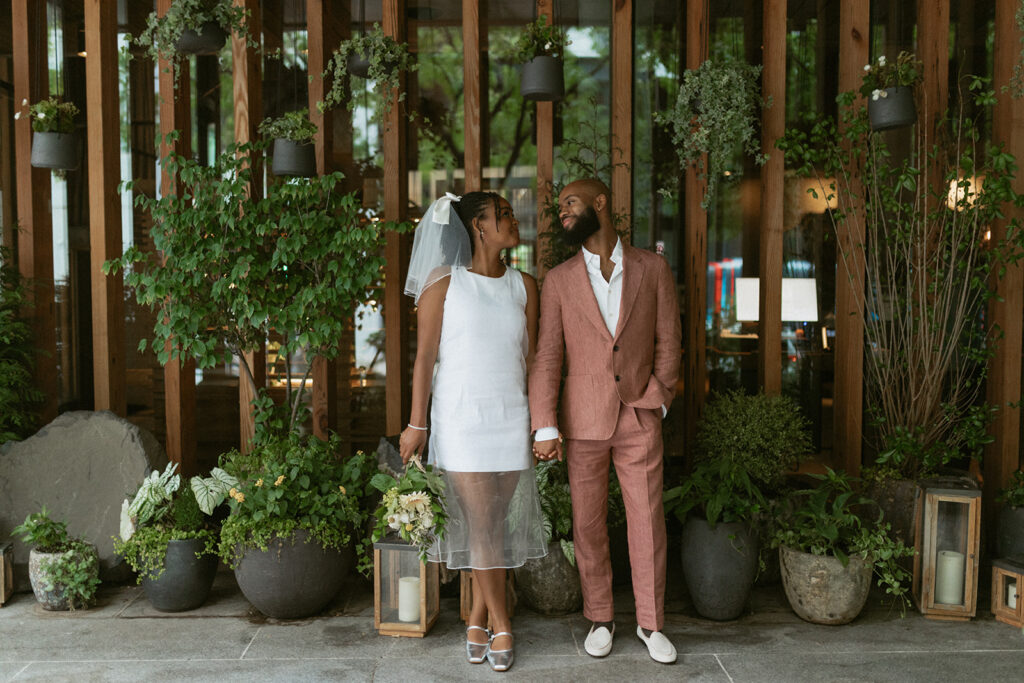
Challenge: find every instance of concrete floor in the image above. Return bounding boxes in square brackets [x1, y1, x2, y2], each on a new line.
[2, 568, 1023, 682]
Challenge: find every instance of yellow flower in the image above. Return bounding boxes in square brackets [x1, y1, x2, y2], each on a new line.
[339, 485, 346, 494]
[235, 492, 245, 503]
[405, 523, 414, 531]
[229, 487, 238, 498]
[274, 475, 285, 486]
[255, 478, 263, 487]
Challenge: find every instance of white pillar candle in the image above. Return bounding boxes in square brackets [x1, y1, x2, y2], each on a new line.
[398, 576, 421, 622]
[934, 550, 965, 605]
[1008, 579, 1018, 610]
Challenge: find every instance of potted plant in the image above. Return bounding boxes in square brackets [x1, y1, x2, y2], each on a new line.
[860, 52, 922, 131]
[217, 434, 376, 619]
[771, 469, 913, 625]
[510, 14, 569, 102]
[16, 97, 80, 175]
[113, 463, 222, 612]
[11, 507, 100, 611]
[130, 0, 252, 90]
[259, 109, 318, 177]
[0, 244, 44, 444]
[657, 57, 768, 209]
[664, 390, 812, 621]
[319, 24, 417, 122]
[997, 470, 1024, 559]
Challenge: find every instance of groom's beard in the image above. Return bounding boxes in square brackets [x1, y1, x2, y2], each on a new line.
[562, 205, 601, 247]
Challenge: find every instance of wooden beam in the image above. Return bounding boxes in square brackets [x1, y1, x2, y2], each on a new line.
[535, 0, 554, 279]
[307, 1, 341, 440]
[683, 0, 709, 449]
[611, 0, 632, 237]
[985, 0, 1024, 523]
[834, 0, 870, 476]
[917, 0, 950, 139]
[463, 0, 481, 192]
[758, 0, 785, 394]
[84, 0, 126, 417]
[158, 0, 196, 474]
[383, 0, 410, 436]
[12, 0, 59, 424]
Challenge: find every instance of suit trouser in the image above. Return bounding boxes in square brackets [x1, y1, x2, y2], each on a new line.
[566, 403, 667, 631]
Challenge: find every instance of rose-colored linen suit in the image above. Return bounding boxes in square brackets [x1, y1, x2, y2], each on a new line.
[529, 244, 681, 631]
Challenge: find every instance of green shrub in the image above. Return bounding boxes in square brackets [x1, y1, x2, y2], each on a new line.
[0, 244, 44, 443]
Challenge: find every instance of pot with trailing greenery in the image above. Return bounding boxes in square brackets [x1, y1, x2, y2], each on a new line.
[997, 470, 1024, 560]
[511, 14, 569, 101]
[657, 57, 768, 209]
[860, 52, 922, 131]
[113, 463, 223, 612]
[17, 97, 80, 175]
[771, 469, 913, 625]
[664, 391, 811, 621]
[259, 109, 317, 177]
[11, 508, 100, 611]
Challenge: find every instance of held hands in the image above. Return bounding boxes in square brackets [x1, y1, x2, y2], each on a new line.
[399, 426, 427, 465]
[532, 436, 563, 463]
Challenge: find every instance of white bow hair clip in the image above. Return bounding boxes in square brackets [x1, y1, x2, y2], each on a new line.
[431, 191, 463, 225]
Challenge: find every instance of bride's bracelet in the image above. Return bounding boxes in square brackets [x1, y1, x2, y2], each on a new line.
[407, 423, 428, 431]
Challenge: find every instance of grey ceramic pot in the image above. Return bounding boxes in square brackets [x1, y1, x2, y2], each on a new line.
[997, 505, 1024, 560]
[780, 545, 872, 625]
[514, 541, 582, 615]
[681, 516, 759, 621]
[271, 138, 317, 177]
[28, 545, 98, 611]
[31, 132, 79, 171]
[233, 529, 346, 619]
[520, 56, 565, 101]
[347, 53, 371, 78]
[175, 22, 228, 55]
[141, 538, 218, 612]
[867, 86, 916, 131]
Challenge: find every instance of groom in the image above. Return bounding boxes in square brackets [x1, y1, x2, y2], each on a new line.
[529, 178, 681, 664]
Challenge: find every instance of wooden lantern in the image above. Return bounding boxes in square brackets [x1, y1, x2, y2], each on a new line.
[373, 537, 439, 638]
[911, 477, 982, 621]
[991, 559, 1024, 628]
[0, 542, 13, 606]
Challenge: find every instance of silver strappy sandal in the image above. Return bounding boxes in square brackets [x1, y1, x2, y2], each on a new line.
[487, 631, 514, 672]
[466, 625, 490, 664]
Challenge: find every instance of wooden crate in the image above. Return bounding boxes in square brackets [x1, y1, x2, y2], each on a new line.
[0, 542, 13, 606]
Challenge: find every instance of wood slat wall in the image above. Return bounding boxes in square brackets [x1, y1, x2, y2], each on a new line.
[463, 0, 482, 193]
[535, 0, 555, 280]
[611, 0, 632, 234]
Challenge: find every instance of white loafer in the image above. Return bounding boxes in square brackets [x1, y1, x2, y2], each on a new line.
[584, 623, 615, 657]
[636, 626, 677, 664]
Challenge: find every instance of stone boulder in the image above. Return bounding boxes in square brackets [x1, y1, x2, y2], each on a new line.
[0, 411, 167, 590]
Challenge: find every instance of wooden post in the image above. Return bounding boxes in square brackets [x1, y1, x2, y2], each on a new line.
[12, 0, 59, 424]
[610, 0, 632, 235]
[383, 0, 410, 436]
[683, 0, 709, 448]
[833, 0, 870, 476]
[985, 0, 1024, 522]
[916, 0, 950, 142]
[758, 0, 785, 395]
[233, 0, 265, 451]
[535, 0, 555, 279]
[157, 0, 196, 474]
[463, 0, 482, 193]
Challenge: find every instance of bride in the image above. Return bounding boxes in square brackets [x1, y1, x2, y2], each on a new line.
[399, 191, 547, 673]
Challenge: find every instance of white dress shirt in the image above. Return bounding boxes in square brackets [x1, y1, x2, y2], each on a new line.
[534, 239, 665, 443]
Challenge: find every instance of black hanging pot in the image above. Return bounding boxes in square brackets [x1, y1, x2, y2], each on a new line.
[520, 56, 565, 102]
[868, 86, 916, 131]
[347, 52, 372, 78]
[175, 21, 228, 55]
[141, 538, 218, 612]
[31, 131, 79, 171]
[271, 138, 317, 177]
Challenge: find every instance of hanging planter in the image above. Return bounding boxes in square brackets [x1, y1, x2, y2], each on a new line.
[259, 109, 319, 177]
[17, 97, 80, 175]
[868, 86, 916, 131]
[346, 52, 371, 78]
[520, 56, 565, 102]
[860, 52, 922, 132]
[174, 21, 228, 55]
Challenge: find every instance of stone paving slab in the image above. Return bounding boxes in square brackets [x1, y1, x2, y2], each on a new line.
[8, 659, 379, 682]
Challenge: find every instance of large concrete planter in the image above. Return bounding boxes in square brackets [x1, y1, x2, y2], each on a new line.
[141, 538, 217, 612]
[28, 545, 99, 611]
[681, 516, 758, 621]
[514, 541, 582, 615]
[520, 56, 564, 101]
[997, 505, 1024, 560]
[780, 545, 872, 625]
[234, 528, 346, 619]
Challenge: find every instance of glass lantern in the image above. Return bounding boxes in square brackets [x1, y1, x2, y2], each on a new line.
[911, 477, 982, 620]
[373, 537, 439, 637]
[991, 559, 1024, 628]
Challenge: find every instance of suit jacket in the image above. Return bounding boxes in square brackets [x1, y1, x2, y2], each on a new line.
[529, 244, 682, 441]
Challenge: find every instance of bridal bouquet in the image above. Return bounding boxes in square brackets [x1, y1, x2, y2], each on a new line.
[371, 457, 447, 561]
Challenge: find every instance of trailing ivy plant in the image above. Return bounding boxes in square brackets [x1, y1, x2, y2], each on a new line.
[319, 24, 417, 122]
[657, 57, 769, 209]
[11, 508, 101, 610]
[258, 109, 318, 144]
[0, 243, 44, 443]
[105, 135, 408, 435]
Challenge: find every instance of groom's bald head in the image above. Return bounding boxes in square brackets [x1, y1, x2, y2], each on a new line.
[561, 178, 611, 217]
